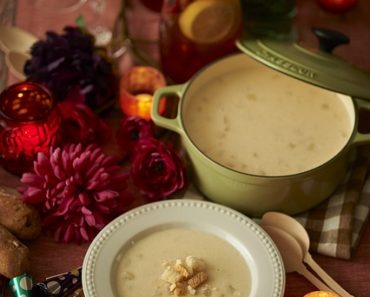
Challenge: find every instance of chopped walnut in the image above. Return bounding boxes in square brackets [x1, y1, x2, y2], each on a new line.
[188, 271, 208, 289]
[174, 283, 186, 296]
[174, 260, 191, 278]
[160, 256, 209, 296]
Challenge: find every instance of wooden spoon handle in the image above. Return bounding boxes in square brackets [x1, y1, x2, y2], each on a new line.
[305, 254, 354, 297]
[298, 265, 333, 292]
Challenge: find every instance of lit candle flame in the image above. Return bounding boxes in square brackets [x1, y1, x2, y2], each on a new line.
[132, 93, 153, 120]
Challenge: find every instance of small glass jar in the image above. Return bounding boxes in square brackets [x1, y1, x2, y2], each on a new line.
[159, 0, 242, 83]
[240, 0, 297, 39]
[0, 82, 61, 175]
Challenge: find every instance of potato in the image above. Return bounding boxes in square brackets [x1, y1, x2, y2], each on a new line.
[0, 225, 30, 278]
[0, 186, 41, 240]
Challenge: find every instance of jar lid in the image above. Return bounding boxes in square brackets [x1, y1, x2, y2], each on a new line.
[236, 28, 370, 100]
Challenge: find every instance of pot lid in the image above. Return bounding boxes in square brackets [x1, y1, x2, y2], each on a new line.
[236, 28, 370, 100]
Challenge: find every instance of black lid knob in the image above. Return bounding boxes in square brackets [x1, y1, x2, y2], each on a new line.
[312, 27, 350, 53]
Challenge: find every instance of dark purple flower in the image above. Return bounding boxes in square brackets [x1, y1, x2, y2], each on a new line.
[116, 116, 154, 159]
[130, 138, 187, 201]
[20, 143, 133, 243]
[24, 26, 117, 111]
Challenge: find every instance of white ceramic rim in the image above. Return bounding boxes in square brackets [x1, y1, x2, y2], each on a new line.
[82, 199, 285, 297]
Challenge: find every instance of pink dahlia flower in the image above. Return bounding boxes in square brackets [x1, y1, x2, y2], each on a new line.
[131, 138, 187, 201]
[20, 143, 133, 243]
[116, 116, 154, 159]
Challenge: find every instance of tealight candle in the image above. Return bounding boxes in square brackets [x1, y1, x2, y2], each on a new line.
[119, 66, 166, 120]
[303, 291, 340, 297]
[0, 82, 61, 175]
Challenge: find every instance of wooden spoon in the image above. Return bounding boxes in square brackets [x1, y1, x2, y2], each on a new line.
[262, 225, 333, 292]
[261, 212, 354, 297]
[0, 25, 37, 54]
[5, 51, 29, 80]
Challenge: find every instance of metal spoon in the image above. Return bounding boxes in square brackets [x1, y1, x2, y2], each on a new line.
[261, 212, 353, 297]
[262, 225, 333, 292]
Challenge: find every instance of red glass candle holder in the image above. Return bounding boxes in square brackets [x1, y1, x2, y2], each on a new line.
[0, 82, 61, 175]
[119, 66, 166, 120]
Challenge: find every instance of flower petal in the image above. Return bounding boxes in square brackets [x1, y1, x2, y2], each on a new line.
[94, 190, 118, 202]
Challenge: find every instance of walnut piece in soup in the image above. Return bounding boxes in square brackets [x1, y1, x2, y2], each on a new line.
[160, 256, 209, 296]
[115, 228, 250, 297]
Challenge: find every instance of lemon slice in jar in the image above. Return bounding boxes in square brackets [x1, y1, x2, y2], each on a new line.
[179, 0, 240, 44]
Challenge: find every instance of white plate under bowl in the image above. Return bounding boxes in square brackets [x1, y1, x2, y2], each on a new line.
[82, 199, 285, 297]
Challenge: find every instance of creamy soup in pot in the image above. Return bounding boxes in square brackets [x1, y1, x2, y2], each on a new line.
[115, 228, 251, 297]
[182, 61, 353, 176]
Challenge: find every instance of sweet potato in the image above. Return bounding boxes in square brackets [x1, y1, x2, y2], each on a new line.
[0, 186, 41, 240]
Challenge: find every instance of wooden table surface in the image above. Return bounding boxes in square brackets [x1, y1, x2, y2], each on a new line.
[2, 0, 370, 296]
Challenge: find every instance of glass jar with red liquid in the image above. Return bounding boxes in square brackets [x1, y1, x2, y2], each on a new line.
[159, 0, 242, 83]
[141, 0, 164, 12]
[0, 82, 61, 175]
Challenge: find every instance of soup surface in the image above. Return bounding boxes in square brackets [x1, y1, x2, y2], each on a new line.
[183, 62, 353, 176]
[115, 228, 251, 297]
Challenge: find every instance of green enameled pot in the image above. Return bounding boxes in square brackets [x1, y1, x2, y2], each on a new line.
[152, 53, 370, 217]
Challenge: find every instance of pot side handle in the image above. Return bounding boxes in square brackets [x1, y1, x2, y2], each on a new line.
[151, 84, 185, 134]
[352, 98, 370, 146]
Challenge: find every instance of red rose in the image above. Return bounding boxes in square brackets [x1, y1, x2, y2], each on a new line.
[131, 138, 187, 201]
[116, 116, 154, 159]
[57, 102, 112, 145]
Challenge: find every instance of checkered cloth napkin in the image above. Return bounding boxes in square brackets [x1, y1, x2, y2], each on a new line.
[294, 145, 370, 259]
[183, 145, 370, 260]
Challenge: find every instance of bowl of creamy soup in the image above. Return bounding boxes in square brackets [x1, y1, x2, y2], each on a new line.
[82, 199, 285, 297]
[151, 54, 370, 216]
